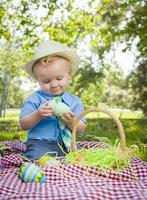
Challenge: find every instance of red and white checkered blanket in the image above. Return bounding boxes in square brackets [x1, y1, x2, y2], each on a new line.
[0, 141, 147, 200]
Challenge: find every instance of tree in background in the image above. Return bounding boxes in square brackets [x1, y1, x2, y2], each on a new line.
[127, 58, 147, 115]
[0, 0, 108, 110]
[53, 0, 146, 113]
[0, 0, 146, 114]
[7, 82, 25, 108]
[0, 45, 26, 117]
[69, 63, 106, 107]
[100, 67, 134, 108]
[117, 0, 147, 115]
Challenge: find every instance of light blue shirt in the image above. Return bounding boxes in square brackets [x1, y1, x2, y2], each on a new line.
[20, 90, 86, 141]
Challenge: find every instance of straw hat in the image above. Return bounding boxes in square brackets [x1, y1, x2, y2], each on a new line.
[25, 40, 80, 77]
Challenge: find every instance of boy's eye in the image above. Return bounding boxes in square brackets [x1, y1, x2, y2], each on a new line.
[43, 80, 50, 84]
[57, 77, 63, 80]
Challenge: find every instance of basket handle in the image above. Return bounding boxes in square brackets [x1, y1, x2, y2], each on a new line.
[71, 108, 126, 152]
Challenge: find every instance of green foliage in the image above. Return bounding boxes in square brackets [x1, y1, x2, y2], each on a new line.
[0, 120, 20, 132]
[0, 44, 28, 116]
[0, 45, 23, 77]
[127, 59, 147, 116]
[0, 0, 146, 114]
[0, 0, 146, 62]
[66, 0, 147, 113]
[101, 68, 134, 108]
[0, 132, 23, 141]
[122, 0, 146, 56]
[7, 83, 25, 108]
[0, 0, 68, 49]
[4, 109, 19, 120]
[0, 119, 26, 141]
[69, 64, 106, 107]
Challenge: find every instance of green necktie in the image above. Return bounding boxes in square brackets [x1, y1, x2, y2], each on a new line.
[55, 96, 72, 150]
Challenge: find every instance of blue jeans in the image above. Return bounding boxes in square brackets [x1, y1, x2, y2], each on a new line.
[24, 139, 68, 160]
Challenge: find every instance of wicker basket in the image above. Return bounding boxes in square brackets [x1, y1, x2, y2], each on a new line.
[71, 108, 126, 152]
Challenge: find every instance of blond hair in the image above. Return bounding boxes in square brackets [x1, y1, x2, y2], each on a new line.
[32, 55, 73, 75]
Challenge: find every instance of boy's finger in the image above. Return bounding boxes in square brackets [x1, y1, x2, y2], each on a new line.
[60, 116, 68, 122]
[65, 112, 74, 118]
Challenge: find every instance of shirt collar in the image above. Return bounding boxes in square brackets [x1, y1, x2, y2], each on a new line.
[38, 90, 54, 99]
[61, 91, 72, 107]
[38, 90, 71, 106]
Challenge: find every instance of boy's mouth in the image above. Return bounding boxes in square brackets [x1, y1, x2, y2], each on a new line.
[51, 87, 61, 92]
[51, 89, 60, 93]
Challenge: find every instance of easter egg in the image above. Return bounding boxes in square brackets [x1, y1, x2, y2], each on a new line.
[19, 163, 46, 183]
[54, 102, 70, 116]
[48, 99, 70, 116]
[48, 99, 57, 109]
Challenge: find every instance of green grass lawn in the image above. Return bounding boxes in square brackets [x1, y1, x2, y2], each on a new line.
[3, 109, 20, 120]
[0, 108, 147, 161]
[4, 108, 144, 120]
[86, 109, 144, 119]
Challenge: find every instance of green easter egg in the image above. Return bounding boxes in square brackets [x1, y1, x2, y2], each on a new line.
[48, 99, 56, 109]
[54, 102, 70, 116]
[48, 99, 70, 116]
[19, 163, 46, 183]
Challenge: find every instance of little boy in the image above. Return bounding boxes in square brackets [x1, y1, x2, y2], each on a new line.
[19, 40, 86, 160]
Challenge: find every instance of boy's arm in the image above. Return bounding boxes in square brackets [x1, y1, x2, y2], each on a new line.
[19, 110, 43, 130]
[19, 102, 53, 130]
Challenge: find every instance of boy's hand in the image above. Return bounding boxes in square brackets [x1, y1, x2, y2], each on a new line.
[60, 112, 75, 127]
[37, 102, 54, 118]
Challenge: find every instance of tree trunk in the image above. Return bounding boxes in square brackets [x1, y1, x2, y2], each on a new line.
[0, 70, 9, 117]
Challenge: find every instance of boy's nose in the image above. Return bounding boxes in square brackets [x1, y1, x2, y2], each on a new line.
[50, 81, 57, 88]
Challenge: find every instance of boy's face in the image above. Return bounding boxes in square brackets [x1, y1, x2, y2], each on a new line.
[33, 58, 72, 96]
